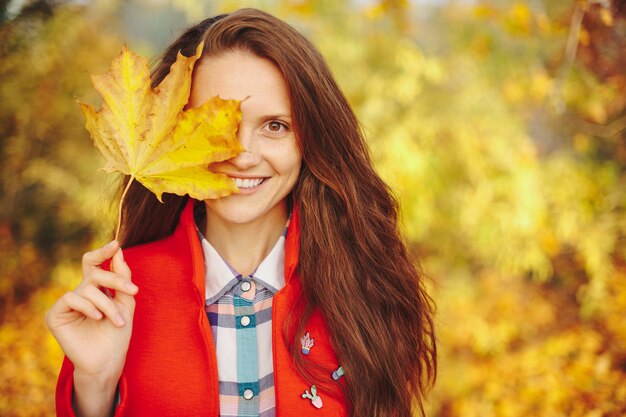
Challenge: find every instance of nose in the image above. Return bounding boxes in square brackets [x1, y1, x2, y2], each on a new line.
[229, 150, 261, 169]
[229, 126, 261, 169]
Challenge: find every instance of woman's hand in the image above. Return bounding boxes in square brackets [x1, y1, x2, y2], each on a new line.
[45, 240, 137, 417]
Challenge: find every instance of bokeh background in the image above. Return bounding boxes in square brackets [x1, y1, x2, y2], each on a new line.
[1, 0, 626, 415]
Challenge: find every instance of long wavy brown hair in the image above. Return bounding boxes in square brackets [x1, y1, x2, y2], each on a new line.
[117, 8, 436, 417]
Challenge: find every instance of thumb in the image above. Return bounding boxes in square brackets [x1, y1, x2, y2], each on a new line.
[82, 240, 120, 275]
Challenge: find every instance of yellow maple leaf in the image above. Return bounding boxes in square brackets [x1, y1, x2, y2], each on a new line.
[78, 43, 244, 238]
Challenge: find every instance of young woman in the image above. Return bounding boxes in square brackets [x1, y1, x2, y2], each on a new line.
[46, 8, 436, 417]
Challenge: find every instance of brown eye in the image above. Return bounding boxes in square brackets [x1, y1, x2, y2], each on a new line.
[262, 120, 290, 138]
[268, 121, 282, 131]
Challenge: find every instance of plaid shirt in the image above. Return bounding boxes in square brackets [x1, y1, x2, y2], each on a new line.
[199, 225, 288, 417]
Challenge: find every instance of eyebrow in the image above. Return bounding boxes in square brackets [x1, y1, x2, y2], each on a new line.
[259, 114, 292, 120]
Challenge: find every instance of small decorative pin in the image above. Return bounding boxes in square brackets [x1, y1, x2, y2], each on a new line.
[332, 365, 344, 380]
[302, 385, 323, 409]
[300, 332, 314, 355]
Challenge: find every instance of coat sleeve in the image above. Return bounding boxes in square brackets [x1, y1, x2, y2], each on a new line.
[56, 356, 129, 417]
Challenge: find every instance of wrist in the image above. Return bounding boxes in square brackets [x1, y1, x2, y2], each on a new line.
[74, 367, 120, 389]
[73, 370, 119, 417]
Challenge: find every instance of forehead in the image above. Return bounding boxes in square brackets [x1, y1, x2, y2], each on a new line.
[189, 50, 291, 114]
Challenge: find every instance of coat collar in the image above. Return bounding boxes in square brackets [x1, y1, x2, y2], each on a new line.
[174, 199, 301, 303]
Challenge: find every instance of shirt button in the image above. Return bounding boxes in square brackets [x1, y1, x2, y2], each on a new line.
[240, 316, 251, 327]
[241, 281, 252, 292]
[243, 389, 254, 400]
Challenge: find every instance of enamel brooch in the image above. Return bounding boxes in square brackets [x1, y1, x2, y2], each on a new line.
[300, 332, 314, 355]
[332, 365, 344, 380]
[302, 385, 323, 409]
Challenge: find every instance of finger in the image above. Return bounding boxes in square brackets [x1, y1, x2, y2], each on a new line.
[47, 291, 103, 325]
[85, 268, 138, 296]
[110, 249, 136, 308]
[78, 286, 126, 327]
[111, 248, 131, 280]
[82, 240, 119, 275]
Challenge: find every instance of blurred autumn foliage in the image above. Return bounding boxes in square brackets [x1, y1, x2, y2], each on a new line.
[1, 0, 625, 416]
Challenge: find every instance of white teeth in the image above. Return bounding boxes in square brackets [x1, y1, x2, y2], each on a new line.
[233, 177, 264, 189]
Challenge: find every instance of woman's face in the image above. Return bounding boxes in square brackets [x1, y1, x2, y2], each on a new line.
[188, 50, 302, 226]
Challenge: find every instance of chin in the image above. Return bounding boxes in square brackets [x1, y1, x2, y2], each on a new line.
[205, 200, 274, 225]
[204, 194, 290, 226]
[223, 212, 264, 225]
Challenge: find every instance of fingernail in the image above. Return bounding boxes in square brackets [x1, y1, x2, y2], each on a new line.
[93, 310, 103, 320]
[118, 249, 124, 261]
[124, 282, 138, 293]
[105, 240, 118, 249]
[114, 313, 125, 326]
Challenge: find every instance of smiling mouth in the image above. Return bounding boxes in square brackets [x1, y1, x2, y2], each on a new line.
[231, 177, 266, 189]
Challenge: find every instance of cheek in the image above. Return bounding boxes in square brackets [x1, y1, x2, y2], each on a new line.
[270, 141, 302, 177]
[281, 151, 302, 179]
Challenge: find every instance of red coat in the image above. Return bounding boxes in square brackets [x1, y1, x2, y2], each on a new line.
[56, 200, 348, 417]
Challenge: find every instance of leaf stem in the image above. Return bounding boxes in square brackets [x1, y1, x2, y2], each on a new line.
[115, 175, 135, 242]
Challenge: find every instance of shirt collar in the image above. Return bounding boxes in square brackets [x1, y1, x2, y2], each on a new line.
[199, 231, 286, 301]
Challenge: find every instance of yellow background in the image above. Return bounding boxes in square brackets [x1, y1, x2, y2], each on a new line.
[1, 0, 625, 415]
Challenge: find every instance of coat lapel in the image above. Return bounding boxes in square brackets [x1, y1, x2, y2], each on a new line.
[273, 206, 349, 416]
